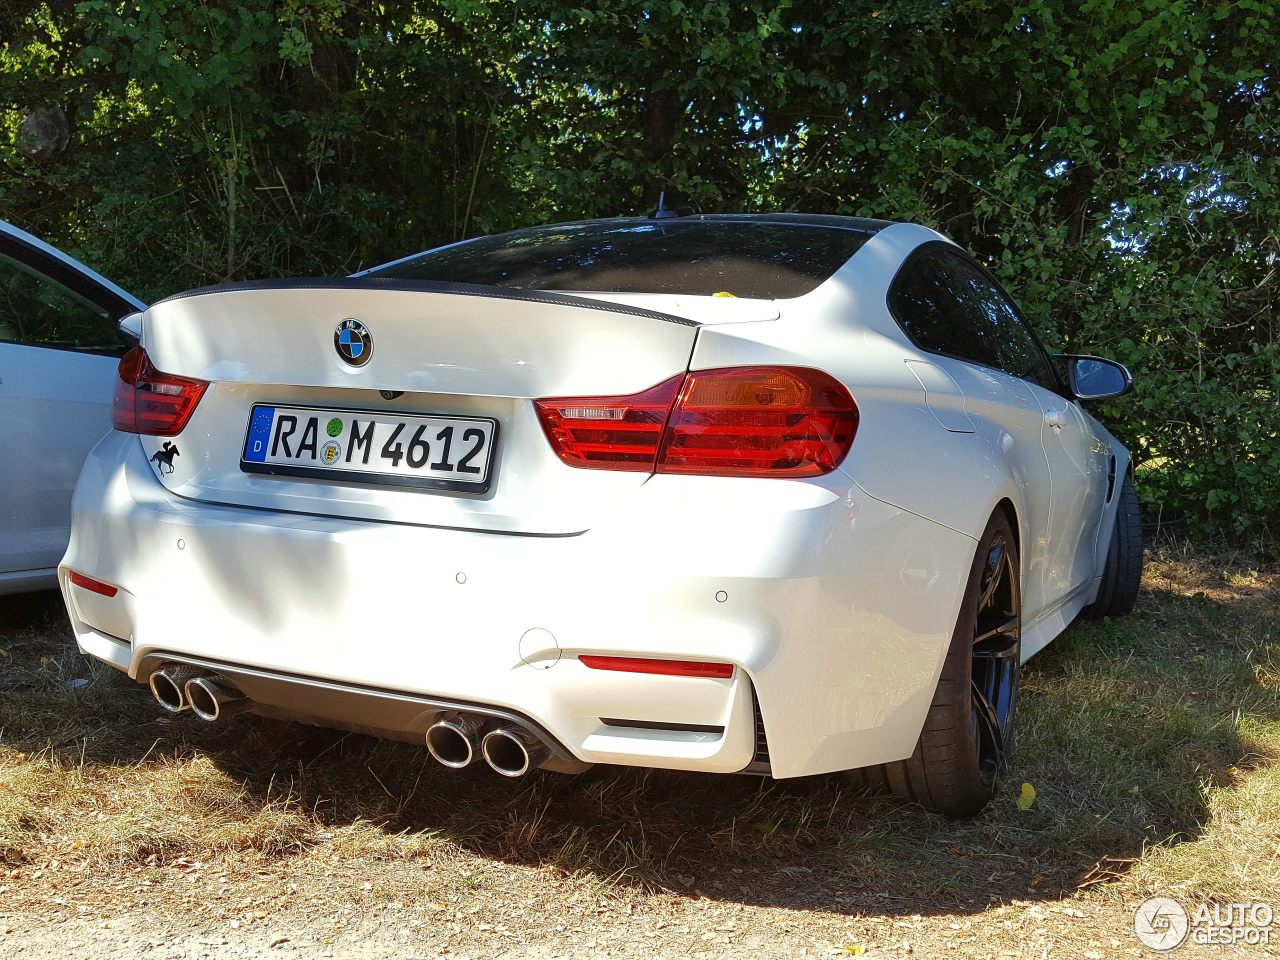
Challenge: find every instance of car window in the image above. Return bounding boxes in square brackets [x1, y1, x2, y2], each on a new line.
[0, 250, 121, 352]
[887, 246, 1002, 368]
[366, 220, 876, 299]
[889, 246, 1058, 390]
[965, 265, 1059, 390]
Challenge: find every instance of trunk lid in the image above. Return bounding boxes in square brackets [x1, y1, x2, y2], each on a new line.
[139, 280, 773, 534]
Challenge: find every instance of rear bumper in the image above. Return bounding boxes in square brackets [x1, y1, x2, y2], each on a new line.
[62, 431, 976, 778]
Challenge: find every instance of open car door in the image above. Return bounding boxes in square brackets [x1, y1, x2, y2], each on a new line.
[0, 221, 145, 594]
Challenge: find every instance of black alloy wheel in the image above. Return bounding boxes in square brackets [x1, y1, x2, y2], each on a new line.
[970, 529, 1020, 786]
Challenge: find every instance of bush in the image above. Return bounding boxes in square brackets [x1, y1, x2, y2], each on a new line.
[1, 1, 1275, 539]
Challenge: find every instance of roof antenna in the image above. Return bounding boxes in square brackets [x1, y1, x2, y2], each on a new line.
[652, 190, 675, 219]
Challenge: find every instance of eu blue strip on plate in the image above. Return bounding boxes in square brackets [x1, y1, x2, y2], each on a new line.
[243, 406, 275, 462]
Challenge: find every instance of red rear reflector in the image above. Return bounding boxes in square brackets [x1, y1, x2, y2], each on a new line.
[578, 655, 734, 679]
[535, 366, 857, 477]
[69, 571, 118, 598]
[112, 346, 208, 436]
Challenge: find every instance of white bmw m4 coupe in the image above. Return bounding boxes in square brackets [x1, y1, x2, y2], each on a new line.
[61, 214, 1142, 816]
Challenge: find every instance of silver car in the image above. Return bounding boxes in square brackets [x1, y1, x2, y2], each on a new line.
[0, 220, 144, 594]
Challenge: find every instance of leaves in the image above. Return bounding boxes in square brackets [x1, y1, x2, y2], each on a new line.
[1017, 782, 1037, 811]
[0, 1, 1275, 539]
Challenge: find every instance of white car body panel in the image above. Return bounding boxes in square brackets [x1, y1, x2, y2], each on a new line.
[140, 285, 772, 535]
[64, 429, 975, 778]
[61, 215, 1131, 778]
[0, 221, 143, 593]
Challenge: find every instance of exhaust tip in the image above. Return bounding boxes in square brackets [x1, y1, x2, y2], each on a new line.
[481, 728, 547, 778]
[185, 676, 248, 722]
[148, 668, 191, 713]
[426, 716, 483, 769]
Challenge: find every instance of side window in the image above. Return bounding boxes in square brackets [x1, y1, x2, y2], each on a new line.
[889, 246, 1057, 390]
[886, 247, 1002, 369]
[964, 265, 1058, 390]
[0, 250, 121, 352]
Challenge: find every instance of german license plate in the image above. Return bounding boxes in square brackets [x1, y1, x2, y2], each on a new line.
[240, 404, 498, 492]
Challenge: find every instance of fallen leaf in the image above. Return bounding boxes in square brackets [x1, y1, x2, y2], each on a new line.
[1016, 782, 1037, 810]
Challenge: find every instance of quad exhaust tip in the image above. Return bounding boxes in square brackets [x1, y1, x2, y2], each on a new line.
[148, 665, 204, 713]
[426, 715, 486, 768]
[481, 727, 550, 778]
[150, 665, 553, 771]
[427, 716, 555, 777]
[148, 664, 253, 721]
[185, 676, 251, 722]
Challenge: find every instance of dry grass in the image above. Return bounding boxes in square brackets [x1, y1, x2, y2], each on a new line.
[0, 543, 1276, 956]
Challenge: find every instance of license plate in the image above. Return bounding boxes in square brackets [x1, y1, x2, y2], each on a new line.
[240, 404, 498, 492]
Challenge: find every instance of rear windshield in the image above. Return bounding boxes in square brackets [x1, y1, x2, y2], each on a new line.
[366, 220, 875, 299]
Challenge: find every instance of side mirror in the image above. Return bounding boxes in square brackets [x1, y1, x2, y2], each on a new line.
[1057, 354, 1132, 401]
[118, 310, 143, 350]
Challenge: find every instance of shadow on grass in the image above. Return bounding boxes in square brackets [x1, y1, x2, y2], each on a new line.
[2, 567, 1275, 918]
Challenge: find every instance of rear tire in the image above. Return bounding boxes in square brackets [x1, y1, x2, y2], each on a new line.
[850, 511, 1021, 818]
[1080, 473, 1142, 619]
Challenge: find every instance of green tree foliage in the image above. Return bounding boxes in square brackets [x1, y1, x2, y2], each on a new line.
[1, 0, 1275, 538]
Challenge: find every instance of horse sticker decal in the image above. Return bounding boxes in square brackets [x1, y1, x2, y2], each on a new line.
[149, 442, 180, 476]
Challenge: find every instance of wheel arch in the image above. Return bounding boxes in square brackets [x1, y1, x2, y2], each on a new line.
[993, 497, 1020, 558]
[976, 490, 1031, 606]
[1089, 432, 1137, 583]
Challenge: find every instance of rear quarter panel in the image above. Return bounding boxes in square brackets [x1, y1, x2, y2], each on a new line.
[688, 222, 1026, 548]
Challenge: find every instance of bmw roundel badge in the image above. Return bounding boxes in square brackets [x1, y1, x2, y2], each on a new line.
[334, 318, 373, 367]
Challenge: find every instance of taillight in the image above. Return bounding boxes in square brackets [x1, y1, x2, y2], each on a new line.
[533, 374, 683, 470]
[535, 366, 857, 478]
[659, 366, 857, 477]
[112, 347, 208, 436]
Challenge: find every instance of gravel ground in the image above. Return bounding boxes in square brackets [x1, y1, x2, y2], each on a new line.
[0, 854, 1269, 958]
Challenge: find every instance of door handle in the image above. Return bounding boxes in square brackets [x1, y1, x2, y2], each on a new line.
[1044, 408, 1066, 430]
